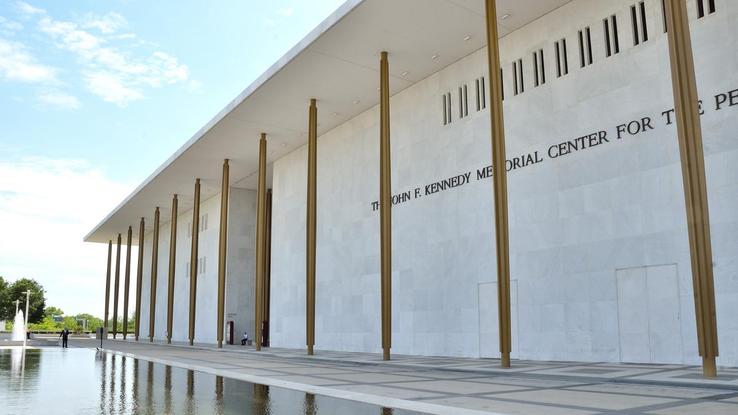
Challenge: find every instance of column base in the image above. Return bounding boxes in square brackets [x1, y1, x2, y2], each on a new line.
[383, 348, 390, 361]
[501, 352, 511, 368]
[307, 345, 314, 355]
[703, 356, 717, 378]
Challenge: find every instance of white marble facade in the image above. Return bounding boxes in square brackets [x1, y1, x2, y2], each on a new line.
[139, 0, 738, 367]
[138, 188, 256, 345]
[269, 0, 738, 366]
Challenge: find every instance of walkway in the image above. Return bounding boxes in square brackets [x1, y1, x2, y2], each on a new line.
[65, 338, 738, 415]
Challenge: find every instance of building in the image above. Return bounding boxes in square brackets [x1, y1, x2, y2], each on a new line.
[84, 0, 737, 374]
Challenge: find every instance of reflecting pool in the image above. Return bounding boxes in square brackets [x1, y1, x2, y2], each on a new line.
[0, 348, 426, 415]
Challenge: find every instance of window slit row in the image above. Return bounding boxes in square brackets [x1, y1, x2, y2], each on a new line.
[697, 0, 717, 18]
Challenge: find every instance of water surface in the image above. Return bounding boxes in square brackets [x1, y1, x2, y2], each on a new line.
[0, 348, 426, 415]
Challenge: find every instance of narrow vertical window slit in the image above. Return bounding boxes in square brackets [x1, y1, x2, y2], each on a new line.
[612, 16, 620, 53]
[632, 5, 640, 45]
[539, 50, 545, 84]
[604, 18, 612, 57]
[578, 30, 585, 68]
[640, 1, 649, 42]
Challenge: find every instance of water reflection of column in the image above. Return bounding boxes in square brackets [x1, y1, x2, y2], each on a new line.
[215, 375, 225, 415]
[132, 359, 139, 409]
[186, 370, 195, 415]
[120, 355, 128, 413]
[110, 354, 117, 413]
[252, 384, 270, 414]
[304, 393, 316, 415]
[146, 361, 154, 412]
[164, 365, 172, 414]
[98, 352, 107, 415]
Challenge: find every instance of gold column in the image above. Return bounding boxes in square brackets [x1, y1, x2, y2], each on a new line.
[255, 133, 268, 351]
[216, 160, 230, 348]
[484, 0, 512, 368]
[123, 226, 132, 339]
[379, 51, 392, 361]
[166, 194, 178, 344]
[135, 217, 145, 341]
[104, 240, 112, 333]
[664, 0, 719, 378]
[113, 233, 122, 339]
[149, 207, 160, 342]
[264, 189, 273, 338]
[189, 179, 201, 346]
[306, 99, 317, 355]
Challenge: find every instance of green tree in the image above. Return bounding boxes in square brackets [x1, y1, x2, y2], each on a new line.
[45, 306, 64, 318]
[0, 278, 46, 323]
[0, 277, 8, 313]
[74, 313, 103, 332]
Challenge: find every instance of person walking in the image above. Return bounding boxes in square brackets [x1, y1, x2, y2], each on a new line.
[59, 328, 70, 348]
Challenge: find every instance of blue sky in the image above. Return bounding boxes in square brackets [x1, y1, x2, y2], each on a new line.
[0, 0, 344, 316]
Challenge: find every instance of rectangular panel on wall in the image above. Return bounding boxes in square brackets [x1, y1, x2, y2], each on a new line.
[616, 264, 682, 364]
[478, 281, 518, 358]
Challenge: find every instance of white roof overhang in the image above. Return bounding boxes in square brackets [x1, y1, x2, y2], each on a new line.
[84, 0, 573, 243]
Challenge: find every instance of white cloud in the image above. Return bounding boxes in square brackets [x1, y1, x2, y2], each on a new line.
[15, 1, 45, 17]
[0, 16, 24, 34]
[279, 7, 295, 17]
[85, 71, 142, 106]
[0, 157, 134, 316]
[34, 11, 190, 106]
[0, 38, 57, 83]
[82, 12, 127, 34]
[38, 91, 81, 110]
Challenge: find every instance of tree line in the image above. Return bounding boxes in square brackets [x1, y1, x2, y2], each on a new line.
[1, 276, 107, 333]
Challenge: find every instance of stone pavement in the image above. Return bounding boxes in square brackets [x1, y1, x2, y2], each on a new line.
[64, 338, 738, 414]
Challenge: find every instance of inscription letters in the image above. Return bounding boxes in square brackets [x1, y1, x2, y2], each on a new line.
[370, 87, 737, 211]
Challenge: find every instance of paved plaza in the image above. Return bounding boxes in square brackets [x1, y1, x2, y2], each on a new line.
[56, 337, 738, 415]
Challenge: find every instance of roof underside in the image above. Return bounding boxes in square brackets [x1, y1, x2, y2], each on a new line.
[85, 0, 573, 243]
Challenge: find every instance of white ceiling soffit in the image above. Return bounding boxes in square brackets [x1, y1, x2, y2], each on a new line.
[84, 0, 572, 244]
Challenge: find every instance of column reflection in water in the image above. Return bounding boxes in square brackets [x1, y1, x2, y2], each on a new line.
[304, 392, 317, 415]
[186, 369, 195, 414]
[110, 353, 117, 413]
[118, 356, 131, 414]
[252, 383, 270, 414]
[96, 351, 106, 414]
[214, 375, 225, 415]
[164, 365, 172, 414]
[132, 358, 139, 413]
[146, 361, 153, 412]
